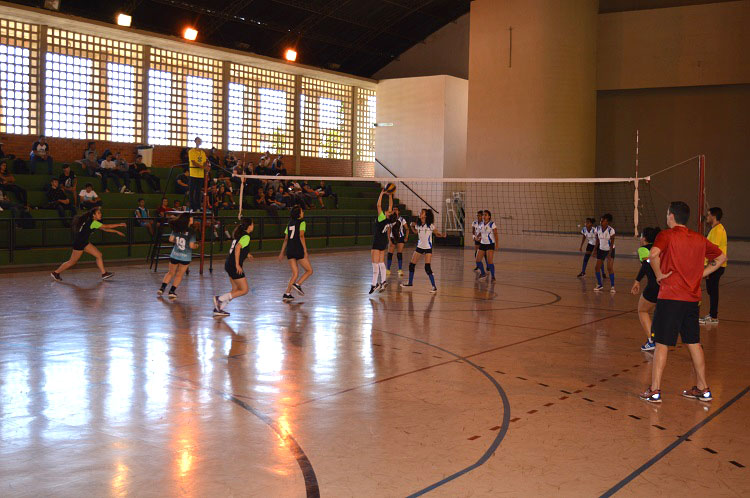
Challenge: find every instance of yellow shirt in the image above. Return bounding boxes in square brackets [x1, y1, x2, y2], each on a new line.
[188, 148, 207, 178]
[706, 223, 727, 267]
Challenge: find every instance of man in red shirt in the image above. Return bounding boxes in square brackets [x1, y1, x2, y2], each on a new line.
[639, 201, 726, 403]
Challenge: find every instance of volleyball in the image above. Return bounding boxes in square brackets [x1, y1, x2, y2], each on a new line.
[384, 183, 397, 194]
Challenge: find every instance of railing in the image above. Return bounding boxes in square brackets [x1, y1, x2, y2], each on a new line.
[375, 158, 439, 214]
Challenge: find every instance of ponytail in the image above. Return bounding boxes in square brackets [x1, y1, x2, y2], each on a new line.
[72, 207, 99, 232]
[232, 217, 253, 239]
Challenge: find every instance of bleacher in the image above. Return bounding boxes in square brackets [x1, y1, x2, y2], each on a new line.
[0, 160, 412, 266]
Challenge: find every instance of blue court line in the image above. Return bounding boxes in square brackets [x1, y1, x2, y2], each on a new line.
[600, 385, 750, 497]
[374, 329, 512, 497]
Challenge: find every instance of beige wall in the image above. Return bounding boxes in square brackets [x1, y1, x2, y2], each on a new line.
[598, 1, 750, 90]
[373, 14, 470, 81]
[466, 0, 598, 179]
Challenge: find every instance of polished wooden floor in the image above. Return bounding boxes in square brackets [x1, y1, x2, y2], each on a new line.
[0, 249, 748, 497]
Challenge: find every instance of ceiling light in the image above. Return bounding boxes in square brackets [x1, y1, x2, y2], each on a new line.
[183, 27, 198, 41]
[285, 49, 297, 62]
[43, 0, 60, 11]
[116, 13, 132, 27]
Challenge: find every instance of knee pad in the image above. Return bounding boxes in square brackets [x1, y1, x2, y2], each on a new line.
[425, 264, 433, 275]
[409, 263, 416, 272]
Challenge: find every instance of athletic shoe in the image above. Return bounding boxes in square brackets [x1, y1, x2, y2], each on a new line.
[120, 185, 127, 193]
[282, 293, 294, 302]
[640, 340, 655, 352]
[400, 283, 413, 288]
[576, 272, 585, 278]
[430, 287, 438, 294]
[168, 291, 177, 299]
[94, 172, 102, 178]
[213, 295, 221, 309]
[50, 271, 62, 282]
[157, 288, 164, 296]
[699, 315, 719, 325]
[101, 272, 114, 280]
[682, 386, 712, 402]
[398, 270, 404, 277]
[594, 285, 603, 291]
[386, 269, 391, 277]
[610, 287, 616, 294]
[491, 277, 496, 282]
[292, 283, 304, 296]
[473, 267, 479, 272]
[478, 273, 488, 280]
[639, 387, 662, 403]
[369, 284, 379, 294]
[213, 308, 230, 317]
[379, 281, 388, 292]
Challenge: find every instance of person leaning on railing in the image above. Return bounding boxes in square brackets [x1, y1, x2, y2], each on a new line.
[187, 137, 210, 211]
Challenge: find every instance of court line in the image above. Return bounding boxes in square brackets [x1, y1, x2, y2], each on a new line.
[599, 385, 750, 497]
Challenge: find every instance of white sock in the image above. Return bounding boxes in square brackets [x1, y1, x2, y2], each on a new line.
[378, 262, 387, 284]
[372, 263, 379, 286]
[219, 292, 233, 303]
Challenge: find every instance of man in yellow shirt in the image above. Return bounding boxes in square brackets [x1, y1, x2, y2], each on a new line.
[700, 207, 727, 325]
[187, 137, 209, 211]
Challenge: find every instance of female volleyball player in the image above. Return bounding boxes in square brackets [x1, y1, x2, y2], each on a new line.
[631, 227, 661, 351]
[475, 210, 499, 281]
[593, 213, 616, 293]
[50, 207, 126, 281]
[577, 217, 597, 277]
[279, 206, 314, 302]
[386, 206, 408, 278]
[370, 189, 393, 294]
[400, 208, 446, 293]
[471, 210, 483, 270]
[213, 218, 254, 316]
[158, 212, 197, 299]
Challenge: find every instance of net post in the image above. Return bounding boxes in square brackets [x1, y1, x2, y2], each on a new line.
[697, 154, 706, 233]
[199, 169, 210, 275]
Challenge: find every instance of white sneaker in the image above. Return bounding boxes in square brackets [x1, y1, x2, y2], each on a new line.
[610, 287, 616, 294]
[120, 185, 127, 193]
[699, 315, 719, 325]
[594, 285, 603, 292]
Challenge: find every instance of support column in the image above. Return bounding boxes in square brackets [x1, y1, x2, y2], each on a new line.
[221, 61, 230, 153]
[293, 74, 302, 175]
[350, 86, 358, 176]
[38, 25, 48, 136]
[141, 46, 151, 145]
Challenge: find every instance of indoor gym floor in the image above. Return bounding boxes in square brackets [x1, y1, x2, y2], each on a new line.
[0, 249, 747, 497]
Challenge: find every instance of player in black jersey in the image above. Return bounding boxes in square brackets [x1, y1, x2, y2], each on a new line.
[279, 206, 313, 302]
[213, 218, 254, 316]
[50, 207, 126, 281]
[158, 213, 197, 299]
[386, 206, 408, 278]
[370, 189, 394, 294]
[631, 227, 661, 351]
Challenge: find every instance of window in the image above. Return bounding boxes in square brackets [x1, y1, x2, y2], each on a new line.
[227, 63, 295, 154]
[46, 28, 143, 141]
[148, 48, 222, 148]
[0, 19, 39, 136]
[355, 88, 376, 162]
[300, 77, 352, 160]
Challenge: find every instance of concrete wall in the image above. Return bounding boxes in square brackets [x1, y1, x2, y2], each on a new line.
[466, 0, 598, 179]
[373, 14, 470, 80]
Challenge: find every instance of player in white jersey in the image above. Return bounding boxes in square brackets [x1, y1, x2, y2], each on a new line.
[474, 210, 499, 281]
[386, 206, 408, 277]
[400, 209, 446, 293]
[471, 211, 484, 270]
[594, 213, 616, 293]
[577, 217, 597, 277]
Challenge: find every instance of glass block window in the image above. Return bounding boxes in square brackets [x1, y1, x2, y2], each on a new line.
[148, 48, 222, 148]
[300, 77, 352, 160]
[355, 88, 376, 162]
[46, 28, 143, 141]
[227, 63, 295, 155]
[0, 19, 39, 135]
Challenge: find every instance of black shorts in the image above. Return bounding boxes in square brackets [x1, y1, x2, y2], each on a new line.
[372, 240, 388, 251]
[390, 236, 405, 245]
[585, 243, 595, 253]
[170, 257, 190, 266]
[224, 263, 245, 280]
[478, 243, 495, 251]
[596, 248, 611, 260]
[642, 285, 659, 304]
[72, 242, 88, 251]
[286, 250, 304, 260]
[651, 299, 700, 346]
[415, 247, 432, 254]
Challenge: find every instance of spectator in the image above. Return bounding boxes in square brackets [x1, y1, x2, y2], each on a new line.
[207, 147, 221, 171]
[315, 180, 338, 208]
[133, 154, 161, 193]
[82, 141, 96, 160]
[254, 158, 267, 176]
[289, 182, 309, 208]
[134, 197, 155, 236]
[79, 183, 102, 209]
[230, 165, 245, 193]
[175, 167, 189, 195]
[114, 152, 134, 193]
[0, 138, 15, 162]
[187, 137, 209, 211]
[224, 151, 238, 170]
[701, 207, 727, 325]
[0, 189, 34, 228]
[156, 197, 170, 220]
[300, 181, 319, 208]
[271, 155, 287, 176]
[254, 186, 277, 216]
[82, 151, 104, 178]
[45, 178, 76, 227]
[98, 149, 112, 165]
[58, 164, 77, 199]
[173, 199, 185, 212]
[0, 160, 28, 205]
[214, 170, 233, 192]
[30, 135, 54, 175]
[266, 187, 284, 210]
[243, 161, 254, 176]
[276, 185, 293, 208]
[217, 184, 235, 210]
[99, 153, 123, 193]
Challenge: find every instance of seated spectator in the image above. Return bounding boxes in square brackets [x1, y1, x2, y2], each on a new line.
[214, 170, 232, 192]
[207, 147, 221, 171]
[243, 161, 254, 176]
[215, 184, 235, 210]
[45, 178, 76, 227]
[0, 160, 28, 205]
[114, 152, 134, 193]
[0, 138, 15, 162]
[0, 189, 34, 228]
[315, 180, 338, 208]
[99, 153, 123, 193]
[58, 164, 77, 200]
[254, 158, 268, 176]
[79, 183, 102, 209]
[82, 141, 96, 160]
[98, 149, 112, 165]
[299, 181, 319, 208]
[173, 199, 185, 212]
[156, 197, 170, 220]
[230, 165, 245, 193]
[266, 187, 284, 210]
[132, 155, 161, 193]
[134, 198, 155, 235]
[175, 168, 189, 195]
[276, 185, 293, 208]
[30, 135, 54, 175]
[254, 186, 277, 216]
[270, 155, 287, 176]
[224, 152, 238, 170]
[82, 151, 105, 178]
